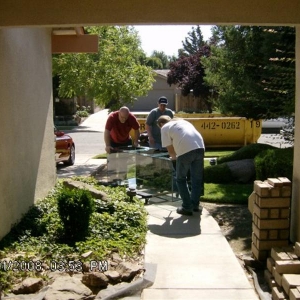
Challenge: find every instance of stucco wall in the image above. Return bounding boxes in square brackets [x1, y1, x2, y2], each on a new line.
[291, 26, 300, 242]
[0, 28, 56, 239]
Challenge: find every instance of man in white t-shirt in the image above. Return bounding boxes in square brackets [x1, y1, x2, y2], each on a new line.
[158, 116, 205, 216]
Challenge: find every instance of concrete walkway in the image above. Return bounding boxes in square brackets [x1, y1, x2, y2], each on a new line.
[141, 197, 259, 300]
[60, 110, 263, 299]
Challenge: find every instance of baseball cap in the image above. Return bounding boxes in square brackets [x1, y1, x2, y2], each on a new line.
[158, 96, 168, 105]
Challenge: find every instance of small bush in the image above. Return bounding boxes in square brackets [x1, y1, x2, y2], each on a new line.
[218, 143, 275, 164]
[57, 188, 94, 243]
[75, 105, 90, 118]
[204, 163, 234, 184]
[255, 147, 294, 180]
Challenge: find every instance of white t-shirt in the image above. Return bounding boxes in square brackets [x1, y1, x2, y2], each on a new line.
[161, 119, 205, 157]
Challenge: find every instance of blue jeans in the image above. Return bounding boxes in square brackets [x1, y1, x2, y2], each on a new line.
[176, 148, 204, 212]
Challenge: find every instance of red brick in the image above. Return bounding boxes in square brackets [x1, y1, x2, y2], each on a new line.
[248, 191, 255, 214]
[254, 181, 272, 197]
[269, 208, 280, 219]
[280, 208, 290, 219]
[252, 232, 258, 246]
[256, 239, 289, 251]
[253, 203, 269, 218]
[267, 257, 275, 273]
[252, 223, 268, 240]
[275, 260, 300, 274]
[256, 196, 291, 208]
[251, 242, 269, 261]
[272, 286, 288, 300]
[256, 217, 290, 229]
[282, 274, 300, 295]
[253, 213, 258, 226]
[281, 186, 292, 197]
[279, 230, 290, 240]
[269, 230, 279, 240]
[278, 177, 292, 186]
[289, 288, 300, 300]
[287, 251, 298, 260]
[268, 178, 284, 187]
[270, 187, 281, 197]
[271, 247, 293, 261]
[274, 269, 283, 286]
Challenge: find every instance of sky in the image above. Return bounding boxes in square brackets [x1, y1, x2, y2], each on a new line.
[134, 25, 212, 57]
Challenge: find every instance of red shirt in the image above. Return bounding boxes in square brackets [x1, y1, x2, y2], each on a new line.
[105, 111, 140, 144]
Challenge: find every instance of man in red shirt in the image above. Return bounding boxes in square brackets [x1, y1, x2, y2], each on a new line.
[104, 107, 140, 153]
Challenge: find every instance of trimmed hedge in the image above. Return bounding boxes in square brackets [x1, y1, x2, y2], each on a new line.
[217, 143, 275, 164]
[204, 163, 234, 184]
[57, 188, 94, 243]
[205, 144, 294, 184]
[255, 147, 294, 181]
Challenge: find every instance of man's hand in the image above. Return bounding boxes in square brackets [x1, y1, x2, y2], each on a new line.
[105, 146, 114, 154]
[133, 141, 139, 148]
[166, 145, 176, 160]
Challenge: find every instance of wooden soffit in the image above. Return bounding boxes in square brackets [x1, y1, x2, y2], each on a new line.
[51, 27, 98, 53]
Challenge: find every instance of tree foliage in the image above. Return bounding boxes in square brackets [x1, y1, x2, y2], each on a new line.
[167, 26, 214, 112]
[148, 50, 170, 69]
[53, 26, 155, 110]
[167, 48, 210, 96]
[202, 25, 295, 119]
[179, 25, 207, 56]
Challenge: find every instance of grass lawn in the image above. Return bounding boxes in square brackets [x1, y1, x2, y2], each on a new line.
[202, 183, 253, 205]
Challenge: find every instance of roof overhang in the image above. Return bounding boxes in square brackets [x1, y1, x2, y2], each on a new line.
[52, 26, 98, 53]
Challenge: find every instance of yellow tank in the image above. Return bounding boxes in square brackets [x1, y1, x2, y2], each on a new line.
[131, 115, 262, 148]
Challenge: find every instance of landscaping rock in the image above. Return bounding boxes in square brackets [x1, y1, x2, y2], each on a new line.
[12, 278, 43, 295]
[62, 180, 110, 201]
[43, 276, 93, 300]
[104, 270, 122, 283]
[115, 261, 143, 281]
[111, 252, 123, 263]
[82, 272, 109, 288]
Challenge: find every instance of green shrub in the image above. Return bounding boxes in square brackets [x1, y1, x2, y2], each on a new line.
[75, 105, 90, 118]
[0, 179, 148, 293]
[204, 163, 234, 184]
[57, 188, 94, 243]
[218, 143, 275, 164]
[255, 147, 294, 180]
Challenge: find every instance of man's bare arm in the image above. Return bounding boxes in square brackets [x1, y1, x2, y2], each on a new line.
[166, 145, 176, 160]
[104, 129, 113, 153]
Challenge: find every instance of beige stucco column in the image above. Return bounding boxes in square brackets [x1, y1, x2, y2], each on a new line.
[0, 28, 56, 239]
[290, 26, 300, 242]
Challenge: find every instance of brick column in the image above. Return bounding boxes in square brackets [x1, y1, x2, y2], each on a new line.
[248, 177, 292, 261]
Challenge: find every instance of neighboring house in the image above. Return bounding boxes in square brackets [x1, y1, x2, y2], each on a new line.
[127, 70, 178, 111]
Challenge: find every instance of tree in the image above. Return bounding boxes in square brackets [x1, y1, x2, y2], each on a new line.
[202, 25, 295, 119]
[145, 56, 163, 69]
[179, 25, 207, 56]
[53, 26, 155, 111]
[167, 45, 212, 112]
[145, 50, 173, 69]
